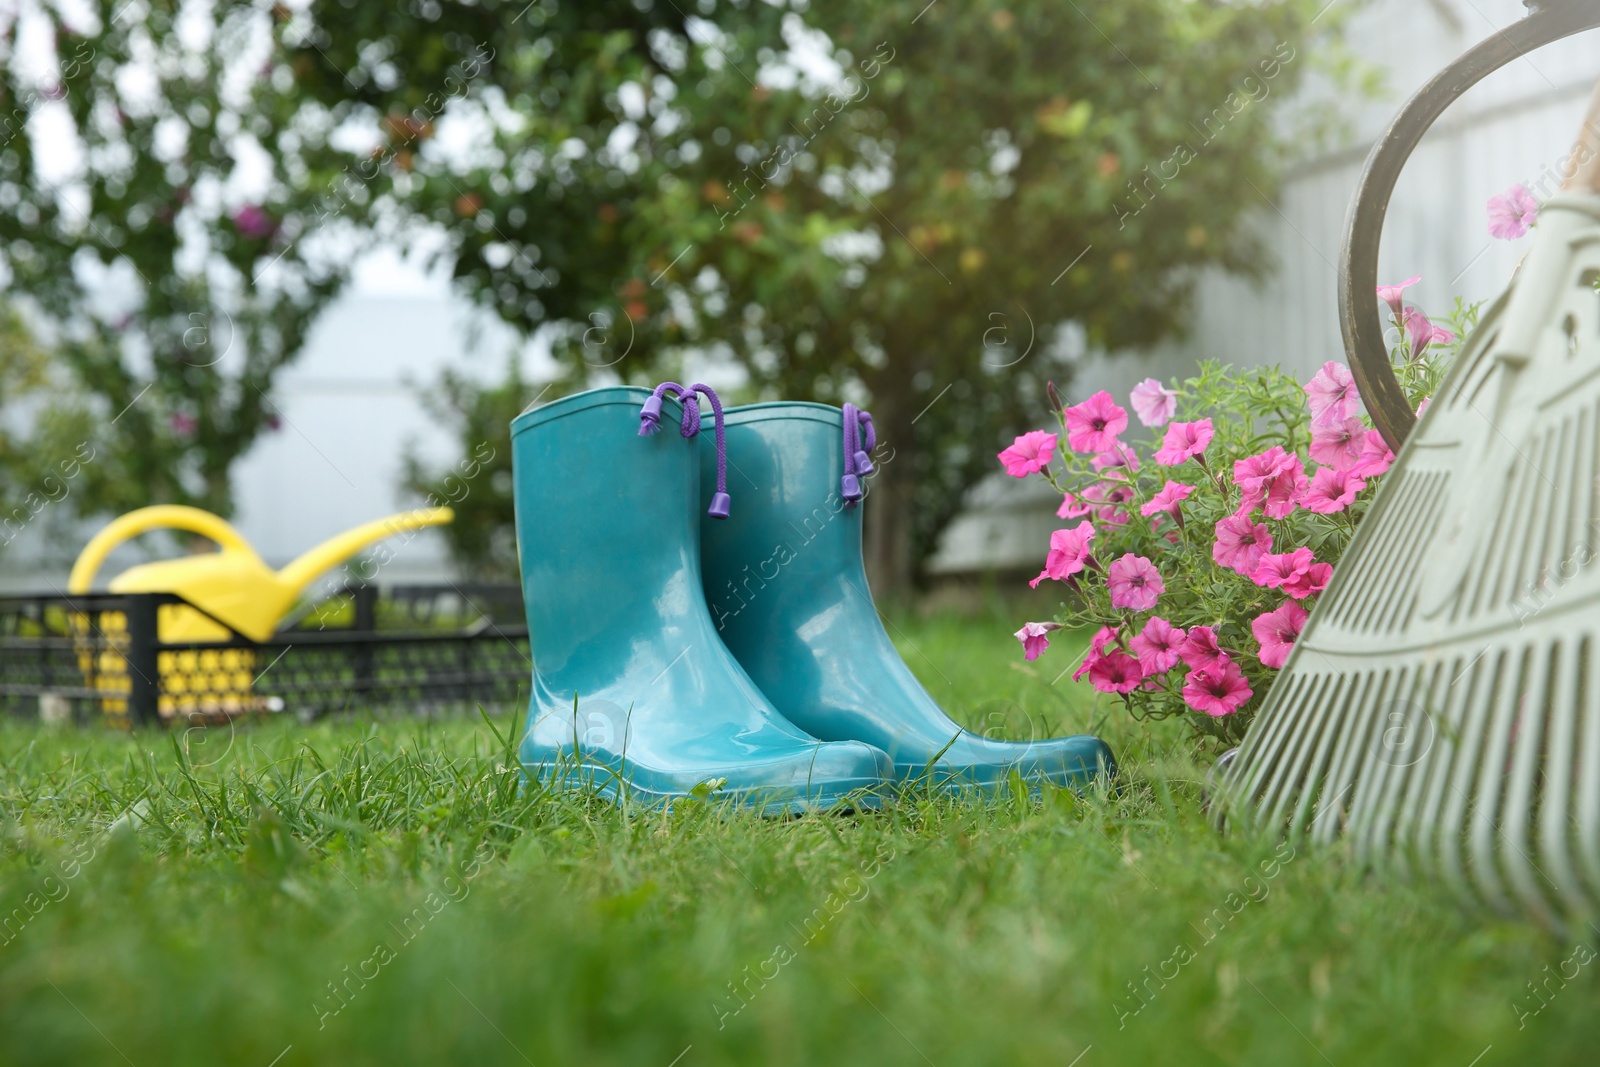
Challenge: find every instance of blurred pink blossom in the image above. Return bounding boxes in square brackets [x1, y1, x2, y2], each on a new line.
[1129, 378, 1178, 427]
[232, 204, 277, 240]
[1376, 276, 1420, 319]
[1305, 361, 1359, 426]
[1487, 183, 1538, 239]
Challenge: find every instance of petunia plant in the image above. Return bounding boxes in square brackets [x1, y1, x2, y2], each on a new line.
[1007, 289, 1479, 746]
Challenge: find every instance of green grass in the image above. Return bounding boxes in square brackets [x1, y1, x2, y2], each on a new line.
[0, 607, 1595, 1066]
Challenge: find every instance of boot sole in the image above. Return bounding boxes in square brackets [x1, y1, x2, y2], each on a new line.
[522, 761, 889, 816]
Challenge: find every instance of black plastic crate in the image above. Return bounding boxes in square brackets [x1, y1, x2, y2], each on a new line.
[0, 584, 530, 728]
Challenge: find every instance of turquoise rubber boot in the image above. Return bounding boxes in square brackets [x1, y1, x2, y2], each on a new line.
[699, 402, 1115, 793]
[511, 386, 892, 812]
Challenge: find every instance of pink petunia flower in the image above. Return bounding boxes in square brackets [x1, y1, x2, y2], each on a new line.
[1153, 419, 1215, 466]
[1251, 547, 1315, 590]
[1106, 553, 1164, 611]
[1130, 378, 1178, 427]
[1179, 625, 1225, 671]
[1057, 492, 1092, 519]
[1213, 514, 1272, 576]
[1182, 658, 1253, 717]
[1083, 482, 1134, 527]
[1014, 621, 1062, 662]
[1088, 651, 1144, 694]
[1487, 183, 1538, 240]
[1234, 446, 1306, 519]
[1129, 615, 1187, 675]
[1252, 600, 1309, 669]
[1403, 306, 1444, 360]
[1347, 429, 1395, 479]
[1071, 625, 1121, 682]
[1376, 276, 1421, 320]
[999, 430, 1058, 477]
[1309, 415, 1366, 472]
[1416, 396, 1432, 418]
[1301, 466, 1367, 514]
[1305, 361, 1359, 427]
[1091, 444, 1141, 477]
[1062, 391, 1129, 453]
[1029, 520, 1096, 589]
[1139, 480, 1194, 520]
[1283, 561, 1333, 600]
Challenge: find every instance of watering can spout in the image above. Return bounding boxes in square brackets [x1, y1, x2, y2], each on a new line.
[275, 507, 454, 597]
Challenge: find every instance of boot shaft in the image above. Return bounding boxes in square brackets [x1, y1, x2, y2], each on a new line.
[698, 403, 868, 632]
[511, 386, 702, 677]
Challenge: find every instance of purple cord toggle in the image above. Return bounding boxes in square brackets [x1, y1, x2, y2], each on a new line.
[639, 381, 683, 435]
[841, 402, 877, 506]
[640, 380, 730, 518]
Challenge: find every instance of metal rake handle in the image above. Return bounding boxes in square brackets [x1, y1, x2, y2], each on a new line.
[1337, 0, 1600, 453]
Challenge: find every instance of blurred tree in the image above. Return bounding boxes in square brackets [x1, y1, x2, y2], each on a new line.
[290, 0, 1338, 592]
[0, 302, 99, 552]
[0, 0, 374, 517]
[662, 1, 1334, 591]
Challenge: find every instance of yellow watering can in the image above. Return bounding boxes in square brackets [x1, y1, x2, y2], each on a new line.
[68, 505, 453, 723]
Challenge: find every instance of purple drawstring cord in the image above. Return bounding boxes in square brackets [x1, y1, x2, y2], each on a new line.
[687, 382, 730, 518]
[841, 403, 876, 506]
[639, 381, 730, 519]
[854, 410, 876, 475]
[638, 381, 699, 438]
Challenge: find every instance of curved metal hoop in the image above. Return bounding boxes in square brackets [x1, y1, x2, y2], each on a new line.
[1337, 0, 1600, 452]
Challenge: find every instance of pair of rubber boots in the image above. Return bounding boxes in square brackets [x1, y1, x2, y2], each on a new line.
[512, 385, 1114, 813]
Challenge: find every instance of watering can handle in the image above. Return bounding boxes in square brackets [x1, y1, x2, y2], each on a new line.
[1337, 0, 1600, 453]
[68, 505, 259, 594]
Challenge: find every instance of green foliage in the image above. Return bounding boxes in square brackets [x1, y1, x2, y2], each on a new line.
[286, 0, 1350, 586]
[0, 303, 100, 550]
[0, 608, 1590, 1065]
[0, 1, 364, 515]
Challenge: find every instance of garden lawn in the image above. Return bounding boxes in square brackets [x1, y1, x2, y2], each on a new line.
[0, 605, 1593, 1066]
